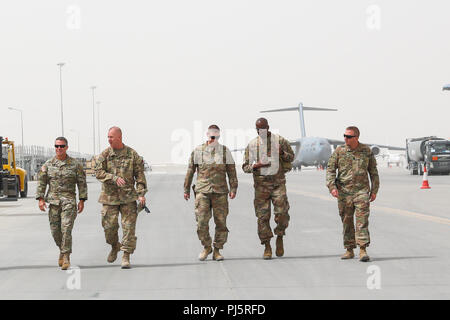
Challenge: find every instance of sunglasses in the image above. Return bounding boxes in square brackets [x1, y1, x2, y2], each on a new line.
[55, 145, 66, 148]
[343, 134, 356, 139]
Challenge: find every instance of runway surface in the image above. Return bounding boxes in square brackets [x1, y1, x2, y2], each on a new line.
[0, 167, 449, 299]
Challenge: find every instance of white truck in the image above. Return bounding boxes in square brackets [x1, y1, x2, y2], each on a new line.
[406, 136, 450, 175]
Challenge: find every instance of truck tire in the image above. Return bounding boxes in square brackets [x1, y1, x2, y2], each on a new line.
[20, 175, 28, 198]
[10, 176, 20, 199]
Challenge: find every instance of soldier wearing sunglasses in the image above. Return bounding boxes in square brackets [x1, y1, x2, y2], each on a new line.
[36, 137, 88, 270]
[326, 126, 379, 262]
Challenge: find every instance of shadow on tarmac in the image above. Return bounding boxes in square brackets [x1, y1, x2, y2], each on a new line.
[224, 254, 342, 262]
[0, 256, 435, 272]
[77, 261, 204, 269]
[370, 256, 434, 262]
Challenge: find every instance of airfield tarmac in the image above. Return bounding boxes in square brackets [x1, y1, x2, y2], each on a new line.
[0, 166, 449, 299]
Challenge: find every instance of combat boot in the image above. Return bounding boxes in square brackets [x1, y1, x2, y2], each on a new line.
[341, 248, 355, 260]
[359, 246, 370, 262]
[263, 242, 272, 260]
[121, 252, 131, 269]
[107, 242, 121, 263]
[275, 236, 284, 257]
[58, 253, 64, 267]
[198, 246, 212, 261]
[61, 253, 70, 270]
[213, 248, 224, 261]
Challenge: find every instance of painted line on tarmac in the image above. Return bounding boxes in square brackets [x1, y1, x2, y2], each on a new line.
[288, 188, 450, 226]
[240, 180, 450, 226]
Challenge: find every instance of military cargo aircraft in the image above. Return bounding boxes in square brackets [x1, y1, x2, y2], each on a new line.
[235, 102, 405, 170]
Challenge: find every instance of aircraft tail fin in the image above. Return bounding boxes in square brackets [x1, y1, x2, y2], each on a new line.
[260, 103, 337, 138]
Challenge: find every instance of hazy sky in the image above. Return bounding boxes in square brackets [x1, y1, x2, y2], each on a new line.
[1, 0, 449, 164]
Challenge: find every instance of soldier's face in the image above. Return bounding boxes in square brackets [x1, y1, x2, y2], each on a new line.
[54, 140, 68, 156]
[256, 121, 269, 138]
[108, 130, 122, 149]
[207, 130, 220, 144]
[344, 129, 359, 148]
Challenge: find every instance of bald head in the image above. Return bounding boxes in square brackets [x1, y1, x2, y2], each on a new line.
[109, 126, 122, 137]
[108, 126, 124, 150]
[256, 118, 269, 129]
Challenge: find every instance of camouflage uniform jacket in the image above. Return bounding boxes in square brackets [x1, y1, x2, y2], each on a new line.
[95, 145, 148, 205]
[36, 156, 87, 205]
[242, 133, 294, 185]
[184, 142, 238, 195]
[326, 143, 379, 195]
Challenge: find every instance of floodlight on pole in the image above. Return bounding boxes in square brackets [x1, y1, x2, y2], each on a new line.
[57, 62, 65, 136]
[69, 129, 80, 153]
[91, 86, 96, 156]
[97, 101, 101, 153]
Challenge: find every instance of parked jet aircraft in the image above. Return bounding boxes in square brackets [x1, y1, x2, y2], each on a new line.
[235, 102, 405, 170]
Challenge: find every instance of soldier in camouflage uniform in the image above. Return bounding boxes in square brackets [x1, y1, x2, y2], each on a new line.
[184, 125, 238, 261]
[37, 137, 87, 270]
[326, 126, 379, 262]
[242, 118, 294, 260]
[95, 127, 147, 269]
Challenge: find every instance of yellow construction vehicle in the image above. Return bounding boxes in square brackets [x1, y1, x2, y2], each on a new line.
[1, 136, 28, 201]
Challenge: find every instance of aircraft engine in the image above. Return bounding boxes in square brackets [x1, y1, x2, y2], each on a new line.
[370, 145, 380, 156]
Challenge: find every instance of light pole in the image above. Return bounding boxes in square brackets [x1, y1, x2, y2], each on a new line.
[91, 86, 96, 155]
[8, 107, 24, 167]
[97, 101, 101, 153]
[69, 129, 80, 154]
[57, 62, 65, 136]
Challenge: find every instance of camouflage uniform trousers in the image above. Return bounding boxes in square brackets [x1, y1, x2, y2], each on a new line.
[101, 201, 138, 254]
[254, 182, 290, 244]
[195, 192, 229, 249]
[337, 192, 370, 249]
[48, 201, 78, 254]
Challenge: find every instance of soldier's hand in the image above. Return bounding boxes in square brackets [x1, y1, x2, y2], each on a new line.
[116, 177, 126, 187]
[253, 162, 270, 169]
[370, 193, 376, 202]
[331, 189, 339, 198]
[184, 193, 190, 201]
[229, 192, 236, 199]
[138, 196, 146, 206]
[77, 200, 85, 214]
[38, 199, 47, 212]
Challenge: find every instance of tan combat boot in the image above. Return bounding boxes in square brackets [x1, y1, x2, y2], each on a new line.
[61, 253, 70, 270]
[107, 242, 121, 263]
[341, 248, 355, 260]
[263, 242, 272, 260]
[275, 236, 284, 257]
[58, 253, 64, 267]
[198, 246, 212, 261]
[213, 248, 224, 261]
[121, 252, 131, 269]
[359, 246, 370, 262]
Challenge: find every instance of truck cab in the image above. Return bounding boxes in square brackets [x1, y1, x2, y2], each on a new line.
[425, 140, 450, 174]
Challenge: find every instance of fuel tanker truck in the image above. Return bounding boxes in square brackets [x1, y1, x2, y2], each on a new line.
[406, 136, 450, 175]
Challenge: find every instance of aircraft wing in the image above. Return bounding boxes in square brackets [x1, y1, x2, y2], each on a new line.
[326, 139, 405, 151]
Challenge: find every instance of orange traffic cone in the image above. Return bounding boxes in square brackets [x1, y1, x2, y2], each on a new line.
[421, 165, 431, 189]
